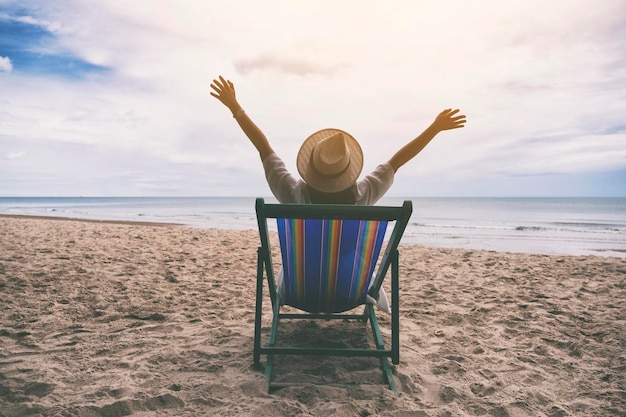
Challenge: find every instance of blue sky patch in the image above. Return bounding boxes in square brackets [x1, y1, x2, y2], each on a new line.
[0, 7, 111, 79]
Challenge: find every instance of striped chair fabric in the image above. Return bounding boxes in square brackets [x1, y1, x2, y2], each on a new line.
[276, 218, 388, 313]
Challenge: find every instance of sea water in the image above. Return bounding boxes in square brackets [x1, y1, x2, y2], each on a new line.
[1, 197, 625, 258]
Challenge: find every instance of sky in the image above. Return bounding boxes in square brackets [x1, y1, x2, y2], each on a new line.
[1, 0, 625, 197]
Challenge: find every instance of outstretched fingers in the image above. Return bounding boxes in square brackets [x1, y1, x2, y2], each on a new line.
[211, 75, 232, 91]
[211, 78, 224, 90]
[210, 75, 237, 102]
[210, 75, 239, 110]
[436, 108, 467, 130]
[210, 80, 223, 94]
[450, 114, 467, 129]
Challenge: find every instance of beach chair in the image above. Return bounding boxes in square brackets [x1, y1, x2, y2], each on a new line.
[254, 198, 412, 392]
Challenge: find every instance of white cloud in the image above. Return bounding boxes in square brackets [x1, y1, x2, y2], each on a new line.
[0, 56, 12, 72]
[5, 151, 25, 160]
[234, 55, 340, 76]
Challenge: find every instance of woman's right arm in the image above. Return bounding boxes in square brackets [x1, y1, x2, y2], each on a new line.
[210, 75, 275, 161]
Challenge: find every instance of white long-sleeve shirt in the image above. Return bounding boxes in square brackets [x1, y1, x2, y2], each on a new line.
[262, 153, 394, 205]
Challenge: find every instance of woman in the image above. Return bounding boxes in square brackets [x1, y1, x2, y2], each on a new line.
[210, 75, 466, 205]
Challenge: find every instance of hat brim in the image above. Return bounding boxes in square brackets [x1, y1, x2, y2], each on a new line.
[297, 128, 363, 193]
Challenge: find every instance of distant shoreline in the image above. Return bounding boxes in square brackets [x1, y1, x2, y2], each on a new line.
[0, 213, 182, 228]
[2, 196, 625, 258]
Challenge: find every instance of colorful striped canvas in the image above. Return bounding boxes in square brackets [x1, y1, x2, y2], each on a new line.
[276, 218, 388, 313]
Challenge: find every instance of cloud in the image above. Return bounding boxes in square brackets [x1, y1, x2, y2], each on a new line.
[5, 151, 25, 159]
[234, 55, 341, 76]
[0, 10, 62, 33]
[0, 56, 11, 71]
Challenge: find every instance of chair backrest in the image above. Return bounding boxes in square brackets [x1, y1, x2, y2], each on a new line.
[277, 218, 387, 313]
[256, 198, 413, 314]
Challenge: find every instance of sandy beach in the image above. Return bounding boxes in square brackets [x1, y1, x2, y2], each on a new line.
[1, 215, 624, 416]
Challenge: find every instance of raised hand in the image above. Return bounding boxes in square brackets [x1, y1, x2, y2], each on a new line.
[432, 109, 467, 131]
[210, 75, 239, 111]
[210, 75, 274, 159]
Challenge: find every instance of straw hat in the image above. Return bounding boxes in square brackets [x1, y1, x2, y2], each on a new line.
[297, 128, 363, 193]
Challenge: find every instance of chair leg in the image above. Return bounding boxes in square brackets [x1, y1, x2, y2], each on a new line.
[254, 249, 263, 365]
[391, 249, 400, 365]
[380, 357, 397, 393]
[367, 304, 398, 392]
[264, 297, 282, 392]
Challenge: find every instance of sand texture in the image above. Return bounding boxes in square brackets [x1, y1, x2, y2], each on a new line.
[1, 216, 625, 416]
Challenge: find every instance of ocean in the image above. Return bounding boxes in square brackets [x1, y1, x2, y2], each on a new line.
[1, 197, 625, 258]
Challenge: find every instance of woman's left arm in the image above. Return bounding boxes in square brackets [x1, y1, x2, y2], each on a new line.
[387, 108, 466, 172]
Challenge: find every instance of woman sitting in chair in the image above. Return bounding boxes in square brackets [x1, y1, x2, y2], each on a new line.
[210, 75, 466, 204]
